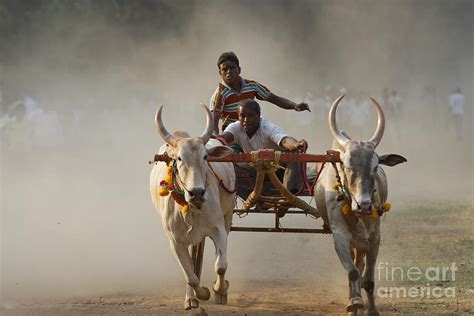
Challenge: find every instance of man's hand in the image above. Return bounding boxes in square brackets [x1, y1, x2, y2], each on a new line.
[294, 102, 311, 112]
[295, 139, 307, 151]
[280, 137, 307, 152]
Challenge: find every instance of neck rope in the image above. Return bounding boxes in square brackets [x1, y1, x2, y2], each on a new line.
[331, 161, 391, 220]
[158, 160, 207, 214]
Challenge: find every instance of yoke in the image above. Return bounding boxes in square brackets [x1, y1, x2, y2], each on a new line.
[151, 149, 341, 234]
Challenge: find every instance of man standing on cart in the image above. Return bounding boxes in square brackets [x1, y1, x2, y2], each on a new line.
[215, 99, 306, 199]
[210, 51, 311, 136]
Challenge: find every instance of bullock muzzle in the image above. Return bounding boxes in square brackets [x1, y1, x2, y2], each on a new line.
[356, 200, 372, 214]
[187, 187, 206, 208]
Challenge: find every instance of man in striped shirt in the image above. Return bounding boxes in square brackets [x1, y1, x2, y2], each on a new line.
[210, 52, 311, 134]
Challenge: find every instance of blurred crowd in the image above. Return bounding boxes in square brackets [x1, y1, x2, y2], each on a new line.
[281, 85, 468, 146]
[0, 85, 468, 157]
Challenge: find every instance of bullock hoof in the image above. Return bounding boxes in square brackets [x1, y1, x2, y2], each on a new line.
[364, 310, 379, 316]
[346, 296, 364, 312]
[213, 291, 228, 304]
[195, 286, 211, 301]
[212, 280, 230, 294]
[212, 280, 229, 304]
[184, 297, 199, 310]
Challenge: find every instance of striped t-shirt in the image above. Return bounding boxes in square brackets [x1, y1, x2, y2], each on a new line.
[210, 78, 271, 131]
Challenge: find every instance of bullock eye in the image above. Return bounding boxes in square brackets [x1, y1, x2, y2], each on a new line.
[177, 156, 182, 161]
[203, 155, 208, 160]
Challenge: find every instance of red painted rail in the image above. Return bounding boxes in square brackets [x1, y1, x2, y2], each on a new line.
[151, 149, 341, 164]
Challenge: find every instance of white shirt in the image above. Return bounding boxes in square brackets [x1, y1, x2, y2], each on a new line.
[449, 92, 465, 115]
[224, 117, 288, 152]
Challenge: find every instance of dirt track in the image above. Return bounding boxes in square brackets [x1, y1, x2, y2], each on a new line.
[2, 202, 473, 315]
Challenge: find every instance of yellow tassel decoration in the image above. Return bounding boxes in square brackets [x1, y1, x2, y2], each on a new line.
[158, 165, 173, 197]
[381, 202, 391, 212]
[341, 203, 351, 215]
[181, 204, 190, 214]
[158, 187, 170, 196]
[332, 183, 340, 190]
[371, 208, 379, 220]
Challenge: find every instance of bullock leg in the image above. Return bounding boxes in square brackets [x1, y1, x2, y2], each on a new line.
[183, 240, 206, 309]
[192, 240, 205, 279]
[331, 225, 364, 313]
[169, 240, 210, 310]
[353, 248, 367, 315]
[363, 232, 380, 315]
[184, 286, 198, 310]
[209, 228, 230, 304]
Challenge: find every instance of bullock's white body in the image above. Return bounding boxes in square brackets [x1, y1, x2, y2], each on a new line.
[150, 105, 236, 310]
[314, 95, 405, 315]
[315, 143, 387, 315]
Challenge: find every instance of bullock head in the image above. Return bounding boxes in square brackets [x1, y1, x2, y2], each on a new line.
[329, 95, 406, 214]
[155, 105, 233, 208]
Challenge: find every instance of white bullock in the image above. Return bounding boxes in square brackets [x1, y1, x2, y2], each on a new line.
[150, 105, 236, 310]
[315, 95, 406, 315]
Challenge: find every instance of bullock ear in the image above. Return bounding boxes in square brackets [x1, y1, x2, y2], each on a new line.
[379, 154, 407, 167]
[207, 146, 234, 159]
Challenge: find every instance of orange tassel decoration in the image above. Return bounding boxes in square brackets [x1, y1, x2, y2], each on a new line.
[158, 165, 173, 196]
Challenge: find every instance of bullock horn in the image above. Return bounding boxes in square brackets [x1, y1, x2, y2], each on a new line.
[368, 97, 385, 147]
[155, 105, 177, 146]
[328, 94, 350, 147]
[198, 104, 213, 144]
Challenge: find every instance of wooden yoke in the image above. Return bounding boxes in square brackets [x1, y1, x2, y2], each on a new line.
[150, 149, 341, 218]
[151, 149, 341, 164]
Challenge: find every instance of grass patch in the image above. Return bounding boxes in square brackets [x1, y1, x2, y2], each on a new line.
[376, 202, 474, 313]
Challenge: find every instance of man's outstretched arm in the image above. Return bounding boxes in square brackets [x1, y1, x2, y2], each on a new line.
[267, 93, 311, 112]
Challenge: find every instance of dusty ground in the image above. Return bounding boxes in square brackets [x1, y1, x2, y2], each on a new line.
[2, 202, 473, 315]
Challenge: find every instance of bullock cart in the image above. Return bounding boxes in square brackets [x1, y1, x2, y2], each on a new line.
[149, 97, 403, 312]
[152, 147, 340, 234]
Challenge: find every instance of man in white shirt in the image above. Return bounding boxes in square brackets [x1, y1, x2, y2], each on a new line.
[448, 88, 465, 140]
[216, 99, 306, 198]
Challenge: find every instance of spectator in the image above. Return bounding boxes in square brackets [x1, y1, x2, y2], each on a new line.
[448, 88, 465, 140]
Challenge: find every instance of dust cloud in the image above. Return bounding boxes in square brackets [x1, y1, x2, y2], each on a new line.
[1, 0, 472, 306]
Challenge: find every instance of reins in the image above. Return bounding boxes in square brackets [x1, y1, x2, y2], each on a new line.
[207, 162, 236, 194]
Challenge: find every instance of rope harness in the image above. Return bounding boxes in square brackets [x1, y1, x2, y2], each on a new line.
[158, 160, 191, 214]
[207, 162, 236, 194]
[157, 153, 236, 215]
[240, 149, 320, 217]
[330, 161, 391, 221]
